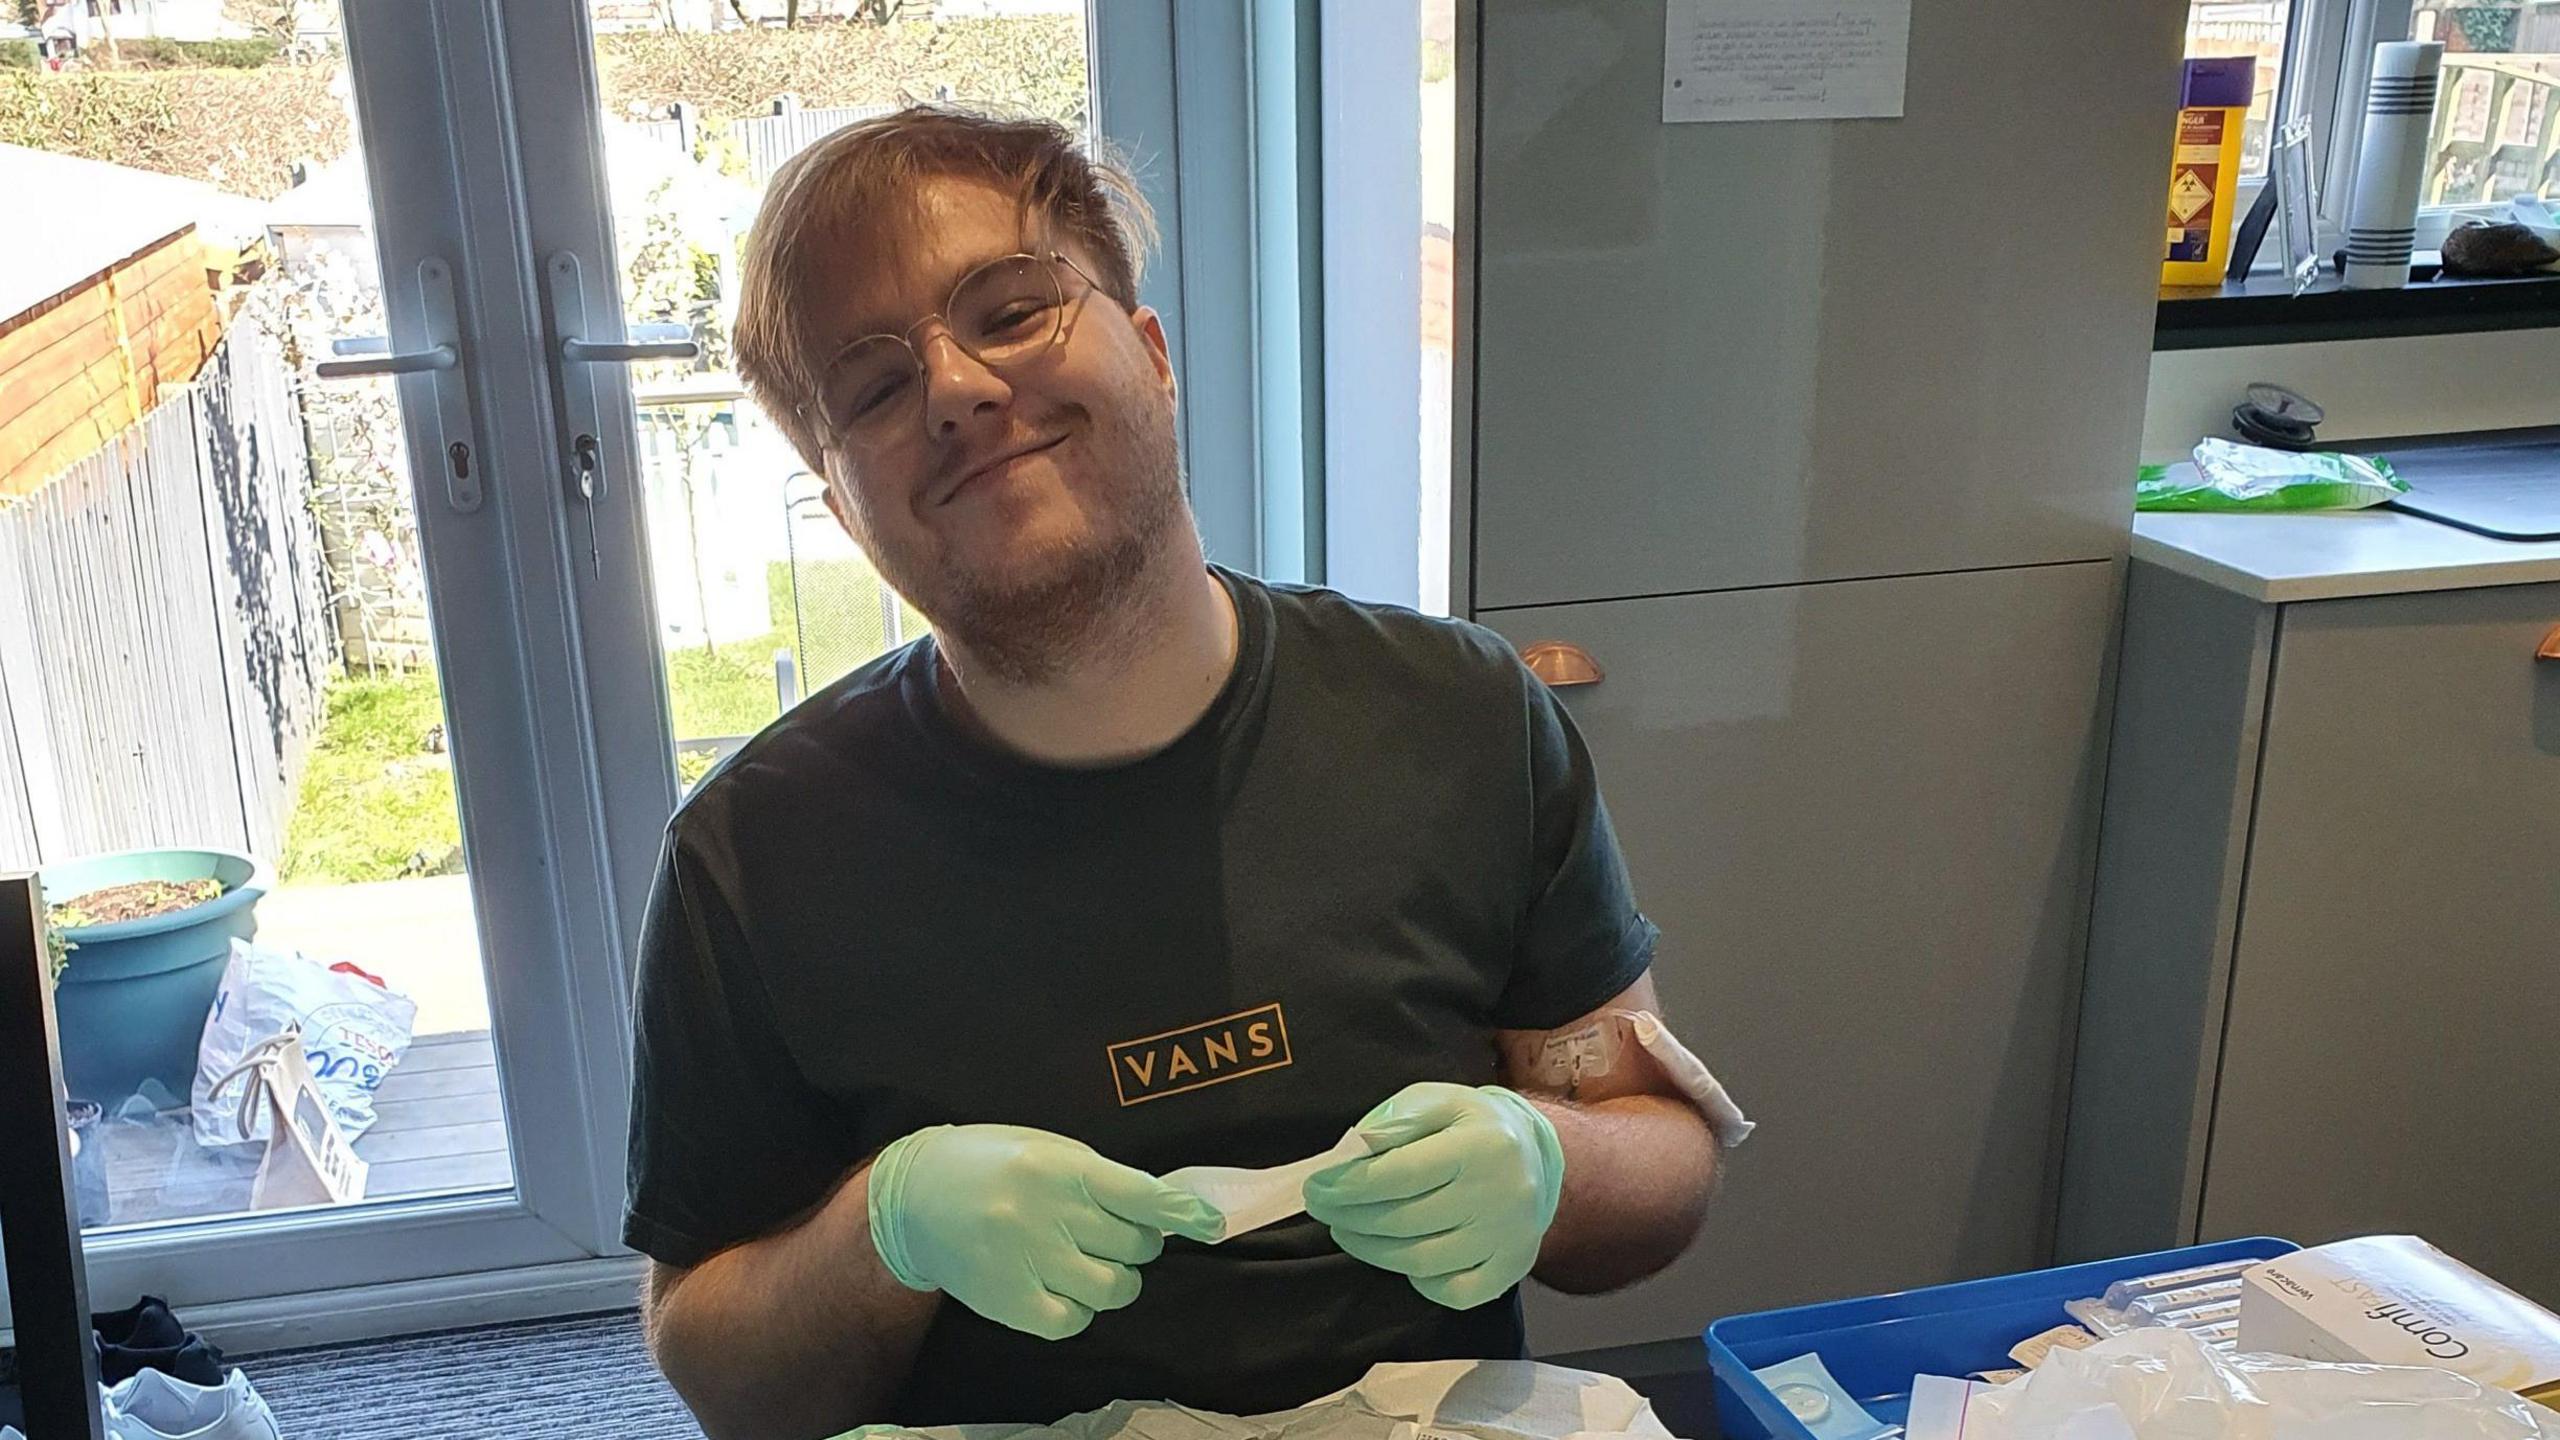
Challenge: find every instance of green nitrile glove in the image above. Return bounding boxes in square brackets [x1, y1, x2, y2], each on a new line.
[867, 1124, 1224, 1341]
[1301, 1082, 1565, 1311]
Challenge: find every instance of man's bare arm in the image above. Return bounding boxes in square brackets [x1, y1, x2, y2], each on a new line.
[642, 1165, 942, 1440]
[1499, 973, 1721, 1295]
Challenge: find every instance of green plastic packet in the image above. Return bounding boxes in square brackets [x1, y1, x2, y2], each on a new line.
[2136, 438, 2407, 513]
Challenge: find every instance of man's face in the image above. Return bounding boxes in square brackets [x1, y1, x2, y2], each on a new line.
[809, 176, 1186, 677]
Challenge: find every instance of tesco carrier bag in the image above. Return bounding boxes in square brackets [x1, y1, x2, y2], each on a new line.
[193, 937, 419, 1149]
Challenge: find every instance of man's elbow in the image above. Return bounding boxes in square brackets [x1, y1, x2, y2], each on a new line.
[644, 1264, 766, 1440]
[641, 1268, 719, 1418]
[1535, 1205, 1709, 1295]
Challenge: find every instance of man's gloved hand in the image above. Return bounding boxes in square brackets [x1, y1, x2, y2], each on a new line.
[867, 1124, 1224, 1340]
[1301, 1083, 1565, 1311]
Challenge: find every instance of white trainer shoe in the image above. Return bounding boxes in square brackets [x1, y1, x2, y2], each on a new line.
[101, 1368, 282, 1440]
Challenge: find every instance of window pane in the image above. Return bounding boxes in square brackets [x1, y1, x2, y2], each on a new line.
[5, 25, 516, 1231]
[587, 0, 1092, 787]
[1421, 0, 1455, 616]
[2408, 3, 2560, 205]
[2186, 1, 2292, 175]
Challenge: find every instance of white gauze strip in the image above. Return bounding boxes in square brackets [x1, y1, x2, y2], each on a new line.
[1159, 1130, 1372, 1243]
[1619, 1010, 1755, 1147]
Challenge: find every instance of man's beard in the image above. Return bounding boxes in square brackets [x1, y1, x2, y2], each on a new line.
[859, 397, 1189, 687]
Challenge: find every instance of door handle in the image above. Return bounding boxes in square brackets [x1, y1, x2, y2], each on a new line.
[314, 344, 456, 378]
[545, 251, 702, 506]
[562, 327, 698, 364]
[309, 257, 482, 514]
[1519, 641, 1604, 687]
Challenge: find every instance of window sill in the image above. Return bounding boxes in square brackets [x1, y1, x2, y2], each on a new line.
[2153, 268, 2560, 351]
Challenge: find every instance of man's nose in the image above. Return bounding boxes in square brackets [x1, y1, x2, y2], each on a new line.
[918, 329, 1010, 437]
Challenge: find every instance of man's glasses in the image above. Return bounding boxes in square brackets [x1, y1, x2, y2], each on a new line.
[807, 250, 1106, 452]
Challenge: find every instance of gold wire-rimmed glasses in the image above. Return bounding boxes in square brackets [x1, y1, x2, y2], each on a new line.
[805, 249, 1106, 453]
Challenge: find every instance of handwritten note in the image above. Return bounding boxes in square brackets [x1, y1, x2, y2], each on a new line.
[1663, 0, 1911, 123]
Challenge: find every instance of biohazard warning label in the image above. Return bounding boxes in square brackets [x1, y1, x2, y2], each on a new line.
[2170, 169, 2214, 223]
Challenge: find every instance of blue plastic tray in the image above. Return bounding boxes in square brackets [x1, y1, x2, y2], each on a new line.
[1705, 1237, 2299, 1440]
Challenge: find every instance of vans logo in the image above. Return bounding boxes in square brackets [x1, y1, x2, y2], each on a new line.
[1107, 1003, 1292, 1106]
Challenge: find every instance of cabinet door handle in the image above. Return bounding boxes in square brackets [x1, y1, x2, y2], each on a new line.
[2538, 624, 2560, 662]
[1519, 641, 1604, 687]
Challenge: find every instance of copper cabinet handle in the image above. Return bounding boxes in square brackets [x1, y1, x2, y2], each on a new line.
[1519, 641, 1604, 687]
[2539, 624, 2560, 662]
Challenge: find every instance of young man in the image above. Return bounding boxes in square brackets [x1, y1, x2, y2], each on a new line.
[626, 107, 1721, 1440]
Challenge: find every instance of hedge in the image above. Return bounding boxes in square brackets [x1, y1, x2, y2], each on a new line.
[0, 65, 349, 199]
[0, 20, 1082, 199]
[108, 38, 290, 69]
[592, 19, 1087, 129]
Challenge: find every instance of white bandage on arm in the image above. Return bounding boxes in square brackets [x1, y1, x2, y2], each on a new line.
[1518, 1009, 1754, 1148]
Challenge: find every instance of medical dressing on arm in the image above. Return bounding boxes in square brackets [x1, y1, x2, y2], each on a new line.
[1513, 1009, 1755, 1148]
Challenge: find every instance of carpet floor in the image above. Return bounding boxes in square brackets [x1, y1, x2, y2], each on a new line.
[243, 1309, 704, 1438]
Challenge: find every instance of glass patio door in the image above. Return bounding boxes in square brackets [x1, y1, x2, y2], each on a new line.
[7, 0, 1228, 1332]
[5, 0, 623, 1324]
[0, 0, 665, 1332]
[17, 0, 1191, 1327]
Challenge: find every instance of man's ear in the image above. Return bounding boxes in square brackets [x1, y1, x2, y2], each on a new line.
[1131, 305, 1178, 401]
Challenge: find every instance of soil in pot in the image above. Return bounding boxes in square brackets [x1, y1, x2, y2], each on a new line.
[49, 878, 224, 929]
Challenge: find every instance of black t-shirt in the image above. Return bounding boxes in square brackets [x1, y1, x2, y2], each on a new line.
[623, 569, 1656, 1425]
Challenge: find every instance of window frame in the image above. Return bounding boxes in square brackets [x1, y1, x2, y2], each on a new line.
[2167, 0, 2560, 347]
[2240, 0, 2559, 270]
[1096, 0, 1310, 581]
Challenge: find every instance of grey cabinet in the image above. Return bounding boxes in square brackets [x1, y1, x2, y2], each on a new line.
[1467, 0, 2180, 610]
[2061, 564, 2560, 1307]
[1458, 0, 2181, 1356]
[1485, 559, 2118, 1354]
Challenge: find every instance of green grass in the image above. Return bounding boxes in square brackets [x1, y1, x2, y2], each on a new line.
[279, 557, 928, 884]
[666, 633, 787, 740]
[767, 557, 929, 685]
[661, 556, 929, 739]
[279, 670, 462, 885]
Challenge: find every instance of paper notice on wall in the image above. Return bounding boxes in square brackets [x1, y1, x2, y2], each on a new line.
[1662, 0, 1912, 123]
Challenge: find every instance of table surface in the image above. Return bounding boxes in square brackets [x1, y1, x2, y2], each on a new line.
[1544, 1338, 1721, 1439]
[2132, 509, 2560, 604]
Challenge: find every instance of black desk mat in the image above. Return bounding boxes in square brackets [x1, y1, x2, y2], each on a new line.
[2368, 426, 2560, 541]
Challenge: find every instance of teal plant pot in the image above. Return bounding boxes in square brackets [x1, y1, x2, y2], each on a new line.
[42, 848, 271, 1105]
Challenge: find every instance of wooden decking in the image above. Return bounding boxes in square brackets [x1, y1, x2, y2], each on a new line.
[90, 1030, 513, 1229]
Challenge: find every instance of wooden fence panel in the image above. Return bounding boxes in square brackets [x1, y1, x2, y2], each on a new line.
[194, 321, 330, 863]
[0, 584, 42, 865]
[0, 326, 330, 873]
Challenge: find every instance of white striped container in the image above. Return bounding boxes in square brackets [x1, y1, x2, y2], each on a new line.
[2343, 41, 2445, 289]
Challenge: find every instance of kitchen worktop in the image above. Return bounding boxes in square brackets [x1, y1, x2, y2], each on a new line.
[2132, 509, 2560, 604]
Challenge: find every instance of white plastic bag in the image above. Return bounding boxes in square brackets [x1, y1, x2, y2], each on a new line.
[1923, 1328, 2553, 1439]
[213, 1024, 371, 1208]
[193, 938, 419, 1148]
